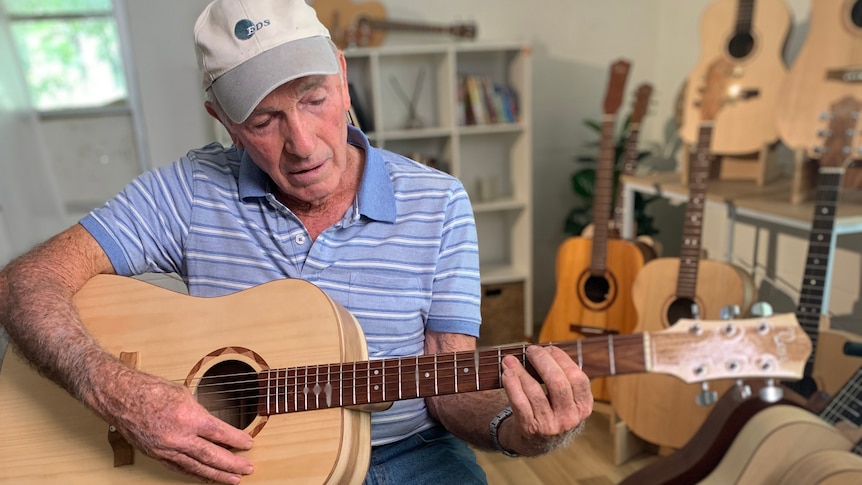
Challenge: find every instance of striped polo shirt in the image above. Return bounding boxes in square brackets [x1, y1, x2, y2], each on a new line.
[80, 126, 482, 445]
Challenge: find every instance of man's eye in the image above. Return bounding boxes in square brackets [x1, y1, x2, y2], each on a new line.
[253, 118, 273, 129]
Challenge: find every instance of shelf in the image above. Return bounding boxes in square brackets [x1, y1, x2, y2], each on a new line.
[622, 172, 862, 235]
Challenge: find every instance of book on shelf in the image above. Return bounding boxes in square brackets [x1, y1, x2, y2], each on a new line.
[459, 74, 519, 126]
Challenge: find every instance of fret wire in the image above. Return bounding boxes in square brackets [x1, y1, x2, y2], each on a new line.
[454, 352, 459, 393]
[415, 355, 420, 397]
[352, 362, 357, 405]
[474, 350, 480, 390]
[497, 348, 503, 382]
[434, 354, 439, 395]
[608, 335, 616, 375]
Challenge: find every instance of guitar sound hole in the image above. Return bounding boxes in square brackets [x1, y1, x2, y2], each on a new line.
[727, 32, 754, 59]
[853, 1, 862, 28]
[583, 275, 611, 304]
[666, 297, 697, 326]
[197, 360, 259, 430]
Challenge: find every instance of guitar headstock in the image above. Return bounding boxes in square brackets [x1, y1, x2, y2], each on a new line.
[816, 96, 862, 168]
[629, 83, 654, 125]
[697, 57, 735, 122]
[603, 59, 631, 115]
[649, 313, 811, 384]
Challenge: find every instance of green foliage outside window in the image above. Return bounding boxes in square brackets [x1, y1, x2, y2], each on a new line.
[3, 0, 127, 111]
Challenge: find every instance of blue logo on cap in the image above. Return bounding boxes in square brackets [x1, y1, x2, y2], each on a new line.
[234, 18, 270, 40]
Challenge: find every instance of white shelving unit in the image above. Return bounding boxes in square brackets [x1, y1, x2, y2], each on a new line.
[343, 42, 533, 344]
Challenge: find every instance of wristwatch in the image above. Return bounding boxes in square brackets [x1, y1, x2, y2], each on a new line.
[489, 406, 520, 457]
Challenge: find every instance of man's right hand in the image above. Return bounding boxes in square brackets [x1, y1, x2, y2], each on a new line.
[98, 368, 255, 484]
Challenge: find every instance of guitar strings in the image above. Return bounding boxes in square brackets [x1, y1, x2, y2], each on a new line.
[172, 335, 649, 418]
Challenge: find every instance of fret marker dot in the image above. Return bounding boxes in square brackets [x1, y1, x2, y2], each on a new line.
[822, 208, 828, 214]
[374, 370, 379, 375]
[814, 259, 820, 264]
[374, 385, 379, 391]
[811, 279, 817, 285]
[817, 235, 824, 241]
[424, 372, 431, 378]
[463, 368, 469, 373]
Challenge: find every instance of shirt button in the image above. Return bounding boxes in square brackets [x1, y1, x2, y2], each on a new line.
[295, 234, 306, 245]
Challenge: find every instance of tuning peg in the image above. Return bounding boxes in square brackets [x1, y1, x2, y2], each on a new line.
[696, 382, 718, 406]
[720, 304, 740, 320]
[749, 301, 773, 318]
[758, 378, 784, 403]
[820, 111, 833, 121]
[690, 303, 701, 320]
[734, 379, 752, 400]
[817, 129, 833, 138]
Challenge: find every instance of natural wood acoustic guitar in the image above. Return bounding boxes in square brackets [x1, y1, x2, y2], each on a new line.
[777, 449, 862, 485]
[699, 365, 862, 484]
[608, 57, 757, 450]
[680, 0, 791, 155]
[0, 275, 809, 484]
[618, 95, 862, 485]
[776, 0, 862, 158]
[313, 0, 477, 49]
[539, 60, 650, 401]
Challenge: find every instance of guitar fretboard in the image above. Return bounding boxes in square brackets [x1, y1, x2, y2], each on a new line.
[257, 334, 649, 415]
[794, 170, 843, 366]
[676, 123, 714, 299]
[590, 116, 619, 274]
[735, 0, 755, 33]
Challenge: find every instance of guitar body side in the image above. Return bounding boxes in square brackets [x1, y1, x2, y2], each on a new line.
[608, 257, 755, 449]
[700, 405, 853, 485]
[0, 275, 371, 485]
[539, 237, 646, 400]
[680, 0, 791, 154]
[776, 0, 862, 155]
[777, 449, 862, 485]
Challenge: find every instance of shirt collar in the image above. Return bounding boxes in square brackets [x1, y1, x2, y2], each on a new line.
[237, 125, 396, 223]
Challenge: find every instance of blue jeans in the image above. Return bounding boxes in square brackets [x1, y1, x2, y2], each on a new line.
[363, 426, 488, 485]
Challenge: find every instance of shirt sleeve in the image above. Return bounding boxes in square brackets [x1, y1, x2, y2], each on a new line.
[79, 159, 195, 276]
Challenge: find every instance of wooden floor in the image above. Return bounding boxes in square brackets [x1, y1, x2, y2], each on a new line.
[473, 409, 658, 485]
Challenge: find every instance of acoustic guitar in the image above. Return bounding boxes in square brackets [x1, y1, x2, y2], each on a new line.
[0, 275, 809, 484]
[700, 366, 862, 484]
[680, 0, 791, 155]
[619, 95, 862, 485]
[608, 57, 757, 450]
[775, 0, 862, 158]
[777, 449, 862, 485]
[539, 60, 650, 401]
[313, 0, 477, 49]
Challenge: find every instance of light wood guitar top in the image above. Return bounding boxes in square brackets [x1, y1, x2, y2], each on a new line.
[776, 0, 862, 156]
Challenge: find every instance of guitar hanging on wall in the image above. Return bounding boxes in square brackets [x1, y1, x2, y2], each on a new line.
[313, 0, 477, 49]
[0, 275, 810, 484]
[538, 60, 652, 402]
[680, 0, 791, 155]
[619, 95, 862, 485]
[608, 57, 758, 451]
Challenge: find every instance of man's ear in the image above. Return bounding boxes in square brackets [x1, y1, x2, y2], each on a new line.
[205, 101, 243, 148]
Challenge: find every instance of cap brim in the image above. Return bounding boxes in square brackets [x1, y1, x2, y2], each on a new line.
[212, 36, 339, 124]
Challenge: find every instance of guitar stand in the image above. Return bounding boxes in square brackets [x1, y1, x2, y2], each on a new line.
[680, 142, 783, 187]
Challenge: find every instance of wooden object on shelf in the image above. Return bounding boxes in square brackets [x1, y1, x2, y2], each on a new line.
[679, 142, 783, 187]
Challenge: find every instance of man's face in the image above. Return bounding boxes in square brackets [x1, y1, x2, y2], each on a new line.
[213, 53, 352, 207]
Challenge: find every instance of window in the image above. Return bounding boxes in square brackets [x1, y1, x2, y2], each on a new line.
[3, 0, 127, 111]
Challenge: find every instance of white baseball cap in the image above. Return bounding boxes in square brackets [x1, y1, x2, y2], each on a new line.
[194, 0, 340, 123]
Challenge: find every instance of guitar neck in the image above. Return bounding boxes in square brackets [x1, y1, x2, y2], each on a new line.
[365, 18, 466, 36]
[589, 116, 619, 273]
[612, 124, 642, 231]
[735, 0, 755, 33]
[819, 366, 862, 429]
[794, 168, 844, 365]
[676, 122, 713, 298]
[258, 334, 648, 415]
